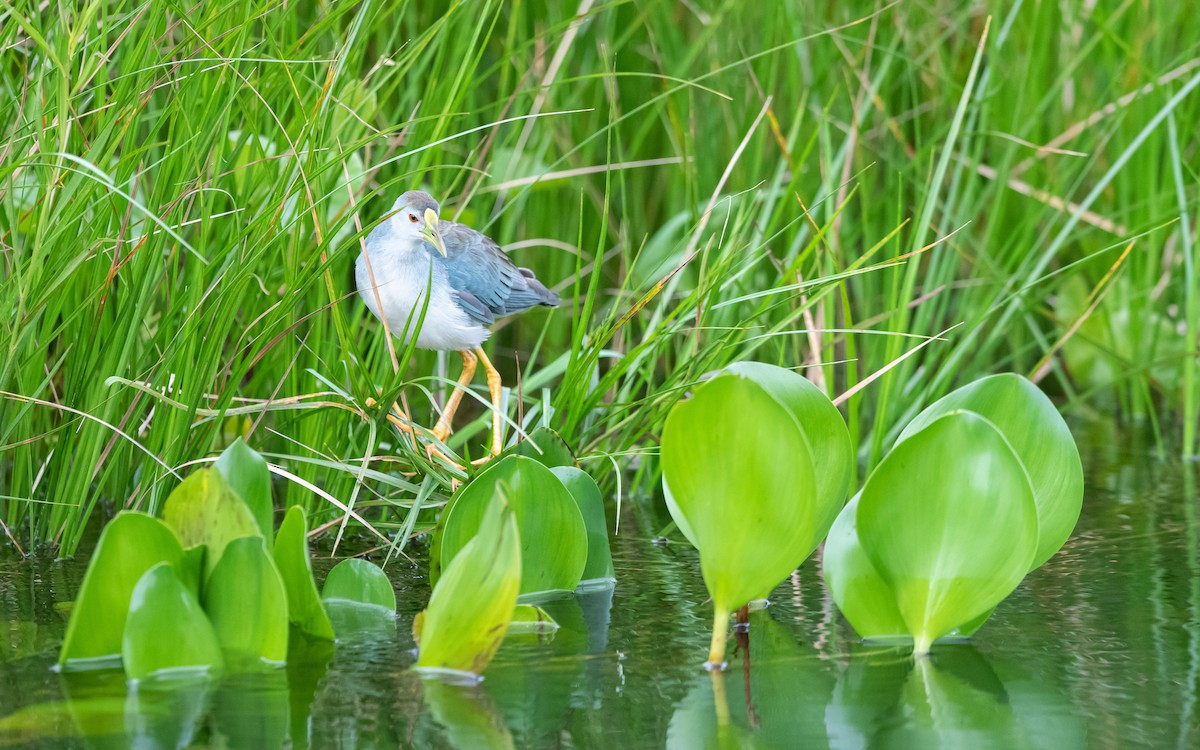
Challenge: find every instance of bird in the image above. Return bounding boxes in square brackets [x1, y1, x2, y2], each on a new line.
[356, 190, 559, 464]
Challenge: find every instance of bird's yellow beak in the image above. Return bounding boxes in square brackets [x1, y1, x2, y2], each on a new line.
[420, 208, 447, 257]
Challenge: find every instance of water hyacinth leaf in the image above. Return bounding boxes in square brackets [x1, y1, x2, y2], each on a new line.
[661, 372, 819, 664]
[59, 512, 185, 665]
[273, 506, 335, 641]
[663, 363, 852, 561]
[503, 426, 576, 468]
[123, 563, 224, 680]
[549, 467, 614, 587]
[180, 546, 206, 599]
[205, 537, 289, 666]
[896, 373, 1083, 569]
[214, 438, 275, 550]
[162, 468, 262, 578]
[417, 497, 521, 675]
[441, 456, 586, 598]
[822, 494, 908, 640]
[857, 412, 1038, 653]
[321, 558, 395, 610]
[723, 361, 854, 553]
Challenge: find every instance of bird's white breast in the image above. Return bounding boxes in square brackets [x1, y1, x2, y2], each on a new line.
[355, 243, 489, 352]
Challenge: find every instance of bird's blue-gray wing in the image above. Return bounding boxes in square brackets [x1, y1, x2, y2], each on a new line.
[435, 222, 559, 324]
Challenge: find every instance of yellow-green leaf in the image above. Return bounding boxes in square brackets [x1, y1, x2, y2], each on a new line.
[549, 467, 614, 587]
[214, 438, 275, 551]
[162, 468, 262, 579]
[896, 373, 1082, 569]
[661, 369, 820, 664]
[857, 412, 1038, 653]
[441, 456, 585, 598]
[122, 563, 224, 680]
[273, 506, 334, 641]
[822, 494, 908, 639]
[723, 361, 854, 555]
[205, 537, 289, 666]
[59, 512, 185, 665]
[321, 558, 395, 610]
[416, 498, 521, 676]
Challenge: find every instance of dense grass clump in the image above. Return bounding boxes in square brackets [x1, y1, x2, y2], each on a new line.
[1, 1, 1197, 555]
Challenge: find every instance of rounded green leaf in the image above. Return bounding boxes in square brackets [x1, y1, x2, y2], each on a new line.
[822, 494, 908, 639]
[322, 558, 396, 611]
[858, 412, 1039, 653]
[273, 506, 334, 640]
[441, 456, 587, 597]
[205, 537, 289, 666]
[417, 498, 521, 675]
[123, 563, 224, 680]
[897, 373, 1083, 569]
[162, 468, 263, 579]
[723, 362, 854, 554]
[661, 371, 819, 615]
[549, 467, 614, 587]
[59, 512, 185, 665]
[214, 438, 275, 550]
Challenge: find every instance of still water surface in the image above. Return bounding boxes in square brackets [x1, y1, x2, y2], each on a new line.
[1, 425, 1198, 748]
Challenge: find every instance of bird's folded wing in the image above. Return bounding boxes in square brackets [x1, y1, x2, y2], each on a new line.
[453, 289, 496, 327]
[437, 222, 557, 321]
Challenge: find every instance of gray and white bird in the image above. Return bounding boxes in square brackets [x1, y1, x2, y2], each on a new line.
[355, 190, 559, 461]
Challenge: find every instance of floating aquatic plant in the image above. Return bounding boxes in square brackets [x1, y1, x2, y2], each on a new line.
[661, 362, 852, 667]
[414, 497, 521, 678]
[274, 505, 336, 641]
[550, 466, 615, 588]
[122, 562, 225, 680]
[321, 558, 398, 637]
[58, 512, 186, 666]
[439, 455, 590, 599]
[213, 437, 275, 549]
[206, 537, 289, 668]
[895, 373, 1084, 569]
[824, 374, 1083, 652]
[58, 440, 393, 679]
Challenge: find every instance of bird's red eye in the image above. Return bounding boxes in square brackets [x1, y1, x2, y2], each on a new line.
[408, 214, 419, 224]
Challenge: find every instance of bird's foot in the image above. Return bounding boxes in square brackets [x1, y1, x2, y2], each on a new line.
[424, 441, 465, 471]
[364, 396, 416, 434]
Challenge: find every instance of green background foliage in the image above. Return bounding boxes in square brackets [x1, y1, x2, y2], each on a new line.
[1, 1, 1197, 554]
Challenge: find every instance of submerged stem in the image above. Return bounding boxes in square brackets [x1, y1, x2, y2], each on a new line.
[706, 604, 730, 669]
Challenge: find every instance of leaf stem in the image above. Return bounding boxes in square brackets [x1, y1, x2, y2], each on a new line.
[706, 604, 730, 669]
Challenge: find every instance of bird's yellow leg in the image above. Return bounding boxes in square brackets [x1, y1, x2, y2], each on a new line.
[431, 349, 478, 443]
[475, 347, 504, 459]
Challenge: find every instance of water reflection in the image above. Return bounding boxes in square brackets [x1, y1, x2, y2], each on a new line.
[668, 611, 1085, 749]
[415, 587, 614, 748]
[0, 640, 319, 747]
[0, 437, 1196, 747]
[668, 612, 835, 748]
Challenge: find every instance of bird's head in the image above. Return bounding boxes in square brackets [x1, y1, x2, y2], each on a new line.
[390, 190, 447, 257]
